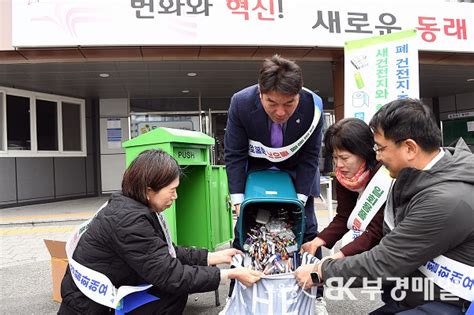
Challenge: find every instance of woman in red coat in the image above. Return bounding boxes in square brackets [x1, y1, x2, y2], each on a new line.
[302, 118, 385, 259]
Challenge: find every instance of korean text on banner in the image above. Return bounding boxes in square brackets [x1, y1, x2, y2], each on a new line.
[344, 29, 419, 123]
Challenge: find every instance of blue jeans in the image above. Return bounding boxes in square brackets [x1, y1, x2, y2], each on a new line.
[301, 197, 323, 298]
[372, 284, 465, 315]
[302, 197, 319, 247]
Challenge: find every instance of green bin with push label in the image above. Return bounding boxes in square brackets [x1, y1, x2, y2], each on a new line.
[122, 127, 233, 251]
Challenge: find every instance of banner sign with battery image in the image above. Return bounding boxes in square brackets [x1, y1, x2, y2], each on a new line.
[344, 29, 419, 123]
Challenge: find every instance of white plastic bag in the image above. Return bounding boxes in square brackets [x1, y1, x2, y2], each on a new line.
[220, 253, 318, 315]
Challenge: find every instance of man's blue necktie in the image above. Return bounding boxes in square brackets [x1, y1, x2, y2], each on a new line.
[270, 122, 283, 147]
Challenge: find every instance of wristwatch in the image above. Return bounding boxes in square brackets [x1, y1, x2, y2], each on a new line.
[310, 271, 321, 286]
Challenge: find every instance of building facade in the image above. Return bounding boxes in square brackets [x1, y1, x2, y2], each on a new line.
[0, 0, 473, 207]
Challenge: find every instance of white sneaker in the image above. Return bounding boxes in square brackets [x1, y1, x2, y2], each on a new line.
[315, 297, 329, 315]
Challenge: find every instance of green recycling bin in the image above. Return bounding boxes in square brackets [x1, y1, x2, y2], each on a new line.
[122, 127, 233, 251]
[237, 170, 306, 250]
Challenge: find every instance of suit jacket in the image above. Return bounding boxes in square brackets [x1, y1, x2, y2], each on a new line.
[224, 84, 323, 201]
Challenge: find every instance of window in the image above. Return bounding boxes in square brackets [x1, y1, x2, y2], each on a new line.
[62, 102, 82, 151]
[0, 92, 4, 151]
[36, 99, 58, 151]
[0, 87, 86, 157]
[7, 94, 31, 150]
[130, 113, 201, 138]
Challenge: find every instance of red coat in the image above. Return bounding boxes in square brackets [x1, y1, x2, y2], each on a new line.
[317, 163, 385, 257]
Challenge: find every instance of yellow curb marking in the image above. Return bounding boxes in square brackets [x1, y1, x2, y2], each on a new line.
[316, 210, 330, 215]
[0, 212, 94, 223]
[0, 226, 75, 235]
[0, 210, 333, 236]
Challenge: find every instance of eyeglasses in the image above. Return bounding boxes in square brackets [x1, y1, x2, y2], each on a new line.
[373, 144, 388, 153]
[373, 139, 406, 153]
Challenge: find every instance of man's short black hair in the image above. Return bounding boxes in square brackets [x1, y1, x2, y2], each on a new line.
[369, 98, 441, 152]
[258, 54, 303, 95]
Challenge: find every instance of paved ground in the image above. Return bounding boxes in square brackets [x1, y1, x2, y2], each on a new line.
[0, 196, 382, 314]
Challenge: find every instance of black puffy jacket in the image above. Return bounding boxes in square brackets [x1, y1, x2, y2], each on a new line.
[59, 193, 220, 314]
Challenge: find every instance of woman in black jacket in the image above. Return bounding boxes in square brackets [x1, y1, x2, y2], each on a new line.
[59, 149, 262, 314]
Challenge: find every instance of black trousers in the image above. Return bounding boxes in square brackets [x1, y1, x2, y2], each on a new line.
[59, 290, 189, 315]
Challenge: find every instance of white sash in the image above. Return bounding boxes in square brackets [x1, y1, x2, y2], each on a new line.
[341, 166, 393, 247]
[248, 87, 322, 162]
[65, 202, 152, 309]
[384, 196, 474, 302]
[156, 213, 176, 258]
[419, 255, 474, 301]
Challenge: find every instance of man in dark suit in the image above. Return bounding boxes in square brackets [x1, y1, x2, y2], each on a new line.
[224, 54, 324, 250]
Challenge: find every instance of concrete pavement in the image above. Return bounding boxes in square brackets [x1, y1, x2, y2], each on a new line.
[0, 196, 108, 225]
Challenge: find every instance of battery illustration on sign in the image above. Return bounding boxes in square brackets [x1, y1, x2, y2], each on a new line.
[351, 55, 368, 89]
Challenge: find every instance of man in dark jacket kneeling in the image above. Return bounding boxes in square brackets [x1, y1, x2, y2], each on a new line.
[295, 98, 474, 314]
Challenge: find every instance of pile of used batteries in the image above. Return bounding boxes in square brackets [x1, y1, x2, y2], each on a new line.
[242, 207, 300, 274]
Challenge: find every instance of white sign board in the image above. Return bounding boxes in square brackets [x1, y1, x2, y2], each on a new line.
[11, 0, 474, 52]
[344, 30, 419, 123]
[467, 121, 474, 132]
[106, 118, 122, 149]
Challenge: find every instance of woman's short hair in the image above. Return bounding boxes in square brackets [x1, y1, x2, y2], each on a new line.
[122, 149, 182, 205]
[324, 118, 377, 170]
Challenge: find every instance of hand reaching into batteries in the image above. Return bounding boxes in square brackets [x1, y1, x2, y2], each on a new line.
[208, 248, 243, 265]
[229, 267, 263, 287]
[300, 237, 326, 255]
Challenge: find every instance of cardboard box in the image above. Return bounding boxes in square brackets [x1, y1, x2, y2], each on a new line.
[44, 240, 68, 303]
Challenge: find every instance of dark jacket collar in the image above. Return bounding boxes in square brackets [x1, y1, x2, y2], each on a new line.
[393, 139, 474, 206]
